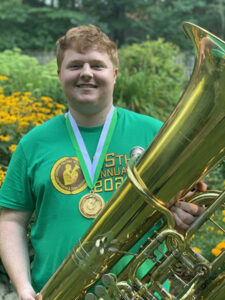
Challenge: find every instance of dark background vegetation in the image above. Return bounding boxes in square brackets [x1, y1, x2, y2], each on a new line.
[0, 0, 225, 51]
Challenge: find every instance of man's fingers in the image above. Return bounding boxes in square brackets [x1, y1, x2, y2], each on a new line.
[196, 181, 207, 192]
[175, 201, 205, 216]
[171, 211, 189, 231]
[171, 206, 197, 225]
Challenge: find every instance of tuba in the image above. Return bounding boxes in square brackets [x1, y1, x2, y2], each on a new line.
[36, 22, 225, 299]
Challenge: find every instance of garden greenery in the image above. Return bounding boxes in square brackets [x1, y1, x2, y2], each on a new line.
[115, 39, 187, 121]
[0, 48, 66, 105]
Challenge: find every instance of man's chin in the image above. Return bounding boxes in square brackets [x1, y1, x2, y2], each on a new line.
[69, 100, 101, 113]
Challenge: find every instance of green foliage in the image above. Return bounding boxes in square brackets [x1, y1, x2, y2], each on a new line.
[0, 1, 99, 51]
[114, 39, 188, 121]
[82, 0, 150, 45]
[205, 161, 225, 190]
[0, 0, 225, 51]
[145, 0, 215, 50]
[0, 48, 66, 105]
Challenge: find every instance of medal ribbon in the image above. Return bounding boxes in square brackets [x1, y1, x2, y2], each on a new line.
[66, 106, 117, 189]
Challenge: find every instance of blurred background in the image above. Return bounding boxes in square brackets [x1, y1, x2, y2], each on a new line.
[0, 0, 225, 298]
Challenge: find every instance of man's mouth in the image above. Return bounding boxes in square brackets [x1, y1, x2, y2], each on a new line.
[76, 84, 97, 88]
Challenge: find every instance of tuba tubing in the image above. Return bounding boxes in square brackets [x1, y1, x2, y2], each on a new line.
[36, 22, 225, 299]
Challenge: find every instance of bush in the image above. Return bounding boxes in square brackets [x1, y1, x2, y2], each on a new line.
[0, 1, 99, 52]
[114, 39, 188, 122]
[0, 80, 66, 169]
[0, 48, 66, 105]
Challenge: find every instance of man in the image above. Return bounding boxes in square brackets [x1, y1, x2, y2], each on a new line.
[0, 25, 205, 300]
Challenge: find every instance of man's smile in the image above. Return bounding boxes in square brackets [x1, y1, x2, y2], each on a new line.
[76, 84, 98, 88]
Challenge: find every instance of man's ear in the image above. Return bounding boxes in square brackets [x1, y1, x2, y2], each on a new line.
[57, 69, 62, 83]
[114, 68, 118, 84]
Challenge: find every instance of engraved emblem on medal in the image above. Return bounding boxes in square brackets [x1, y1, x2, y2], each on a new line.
[79, 192, 105, 218]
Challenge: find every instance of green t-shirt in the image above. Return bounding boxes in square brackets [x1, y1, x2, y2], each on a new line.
[0, 107, 164, 293]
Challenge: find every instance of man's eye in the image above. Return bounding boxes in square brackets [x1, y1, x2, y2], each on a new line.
[70, 65, 81, 69]
[92, 65, 103, 69]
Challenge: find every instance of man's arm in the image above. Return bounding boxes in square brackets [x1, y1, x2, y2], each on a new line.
[0, 208, 36, 300]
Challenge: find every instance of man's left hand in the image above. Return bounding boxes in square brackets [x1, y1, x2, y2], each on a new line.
[170, 181, 207, 233]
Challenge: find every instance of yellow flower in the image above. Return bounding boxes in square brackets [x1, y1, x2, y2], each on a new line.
[56, 103, 66, 109]
[222, 210, 225, 216]
[17, 121, 30, 132]
[0, 75, 9, 81]
[47, 102, 53, 108]
[12, 91, 21, 96]
[211, 248, 221, 257]
[0, 87, 66, 162]
[9, 144, 17, 153]
[0, 135, 10, 142]
[40, 96, 53, 102]
[217, 230, 223, 235]
[24, 91, 32, 97]
[206, 226, 215, 231]
[192, 247, 201, 254]
[216, 241, 225, 250]
[190, 234, 195, 241]
[0, 167, 7, 186]
[223, 217, 225, 223]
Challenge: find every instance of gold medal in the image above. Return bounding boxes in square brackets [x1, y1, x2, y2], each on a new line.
[79, 192, 105, 218]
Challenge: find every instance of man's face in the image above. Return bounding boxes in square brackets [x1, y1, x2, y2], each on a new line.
[58, 48, 118, 116]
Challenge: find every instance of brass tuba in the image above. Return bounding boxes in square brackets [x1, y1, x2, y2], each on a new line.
[36, 22, 225, 299]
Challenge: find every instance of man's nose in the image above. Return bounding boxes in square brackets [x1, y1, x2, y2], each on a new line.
[80, 63, 93, 80]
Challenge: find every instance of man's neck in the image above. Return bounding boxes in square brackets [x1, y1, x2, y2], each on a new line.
[69, 105, 113, 127]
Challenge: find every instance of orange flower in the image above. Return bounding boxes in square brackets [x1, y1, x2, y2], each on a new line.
[0, 75, 9, 81]
[211, 248, 221, 257]
[216, 241, 225, 250]
[0, 135, 10, 142]
[192, 247, 201, 254]
[9, 144, 17, 153]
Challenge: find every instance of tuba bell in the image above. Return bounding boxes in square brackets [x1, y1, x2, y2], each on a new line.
[36, 22, 225, 299]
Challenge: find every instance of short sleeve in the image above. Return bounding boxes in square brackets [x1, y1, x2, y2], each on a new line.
[0, 143, 35, 211]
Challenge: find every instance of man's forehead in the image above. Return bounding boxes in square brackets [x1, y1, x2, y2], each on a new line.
[64, 47, 111, 61]
[68, 43, 106, 55]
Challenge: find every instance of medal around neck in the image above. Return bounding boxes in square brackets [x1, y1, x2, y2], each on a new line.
[79, 192, 105, 218]
[66, 106, 117, 218]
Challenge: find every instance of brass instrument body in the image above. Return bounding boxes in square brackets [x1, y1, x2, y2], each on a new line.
[114, 191, 225, 300]
[37, 22, 225, 299]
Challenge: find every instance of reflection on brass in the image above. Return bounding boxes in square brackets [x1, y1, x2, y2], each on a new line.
[38, 23, 225, 299]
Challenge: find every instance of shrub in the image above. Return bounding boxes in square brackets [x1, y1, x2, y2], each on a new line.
[114, 39, 188, 122]
[0, 48, 66, 105]
[0, 78, 66, 169]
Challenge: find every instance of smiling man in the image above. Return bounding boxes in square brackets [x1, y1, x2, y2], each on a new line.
[0, 25, 205, 300]
[58, 48, 118, 126]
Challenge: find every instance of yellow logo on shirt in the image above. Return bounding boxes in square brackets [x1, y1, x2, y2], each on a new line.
[51, 157, 87, 194]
